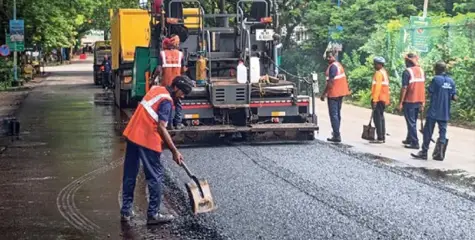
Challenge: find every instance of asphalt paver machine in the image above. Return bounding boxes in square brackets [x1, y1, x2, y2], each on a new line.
[131, 0, 319, 143]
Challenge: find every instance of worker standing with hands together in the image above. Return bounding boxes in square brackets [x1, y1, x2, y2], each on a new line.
[320, 51, 351, 143]
[120, 75, 193, 225]
[398, 53, 426, 149]
[370, 57, 390, 144]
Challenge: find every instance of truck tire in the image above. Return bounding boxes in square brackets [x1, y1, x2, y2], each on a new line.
[114, 72, 130, 108]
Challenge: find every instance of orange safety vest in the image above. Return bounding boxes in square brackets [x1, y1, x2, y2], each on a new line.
[160, 50, 183, 87]
[325, 62, 351, 98]
[123, 86, 174, 153]
[372, 68, 390, 105]
[404, 66, 425, 103]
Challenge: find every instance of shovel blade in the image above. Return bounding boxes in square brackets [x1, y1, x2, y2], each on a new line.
[185, 179, 216, 214]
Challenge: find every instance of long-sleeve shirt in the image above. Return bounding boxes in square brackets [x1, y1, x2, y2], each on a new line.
[372, 71, 384, 102]
[371, 69, 390, 105]
[426, 74, 457, 121]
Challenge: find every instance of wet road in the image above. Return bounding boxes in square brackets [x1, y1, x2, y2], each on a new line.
[1, 59, 475, 239]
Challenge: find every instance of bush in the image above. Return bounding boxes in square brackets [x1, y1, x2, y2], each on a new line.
[0, 58, 13, 90]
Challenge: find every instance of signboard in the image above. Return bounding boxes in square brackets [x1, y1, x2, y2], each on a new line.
[6, 34, 24, 51]
[0, 45, 10, 56]
[9, 20, 25, 42]
[256, 29, 274, 41]
[410, 16, 431, 52]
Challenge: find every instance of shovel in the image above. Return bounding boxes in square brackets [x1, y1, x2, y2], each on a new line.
[181, 162, 216, 214]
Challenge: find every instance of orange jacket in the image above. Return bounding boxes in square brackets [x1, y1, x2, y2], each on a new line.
[404, 66, 426, 103]
[371, 68, 390, 105]
[123, 86, 174, 153]
[325, 62, 351, 98]
[160, 49, 183, 87]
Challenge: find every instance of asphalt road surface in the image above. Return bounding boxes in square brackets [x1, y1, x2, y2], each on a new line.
[0, 59, 474, 240]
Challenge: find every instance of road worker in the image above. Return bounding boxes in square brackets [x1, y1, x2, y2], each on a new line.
[369, 56, 390, 144]
[120, 75, 193, 225]
[320, 51, 351, 143]
[153, 36, 188, 129]
[411, 61, 457, 161]
[101, 55, 112, 90]
[398, 53, 426, 149]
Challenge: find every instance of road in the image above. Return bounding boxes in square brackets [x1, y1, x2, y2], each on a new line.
[0, 58, 474, 239]
[312, 97, 475, 182]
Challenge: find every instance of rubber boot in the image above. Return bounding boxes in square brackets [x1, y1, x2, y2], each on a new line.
[433, 138, 449, 161]
[411, 150, 428, 160]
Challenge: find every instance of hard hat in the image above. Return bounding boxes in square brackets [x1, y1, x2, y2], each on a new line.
[373, 56, 385, 64]
[172, 75, 194, 95]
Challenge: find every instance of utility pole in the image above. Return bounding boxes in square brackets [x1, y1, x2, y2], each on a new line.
[13, 0, 17, 83]
[423, 0, 429, 18]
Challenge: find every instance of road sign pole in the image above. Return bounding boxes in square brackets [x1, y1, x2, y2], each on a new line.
[13, 0, 17, 83]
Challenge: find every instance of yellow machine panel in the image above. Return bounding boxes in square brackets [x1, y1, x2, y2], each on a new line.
[110, 9, 150, 70]
[183, 8, 202, 29]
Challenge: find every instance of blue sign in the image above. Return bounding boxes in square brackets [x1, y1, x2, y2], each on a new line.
[0, 45, 10, 56]
[9, 20, 24, 42]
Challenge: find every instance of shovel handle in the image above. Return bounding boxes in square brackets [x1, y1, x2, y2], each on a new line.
[181, 162, 194, 178]
[181, 162, 205, 198]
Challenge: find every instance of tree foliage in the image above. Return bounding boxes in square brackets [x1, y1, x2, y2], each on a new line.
[0, 0, 138, 49]
[279, 0, 475, 124]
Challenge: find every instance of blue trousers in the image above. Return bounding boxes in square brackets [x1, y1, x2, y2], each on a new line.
[121, 140, 164, 217]
[171, 99, 183, 126]
[403, 102, 421, 145]
[422, 117, 447, 152]
[102, 72, 111, 88]
[328, 97, 343, 137]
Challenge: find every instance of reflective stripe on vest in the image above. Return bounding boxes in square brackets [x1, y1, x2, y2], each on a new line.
[122, 86, 172, 153]
[407, 67, 425, 83]
[140, 92, 172, 122]
[325, 62, 346, 81]
[160, 50, 183, 68]
[372, 69, 389, 85]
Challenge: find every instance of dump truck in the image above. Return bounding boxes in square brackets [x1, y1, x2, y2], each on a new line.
[93, 40, 111, 85]
[127, 0, 318, 143]
[110, 9, 150, 108]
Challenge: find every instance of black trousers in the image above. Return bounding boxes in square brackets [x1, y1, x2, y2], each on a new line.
[373, 101, 386, 140]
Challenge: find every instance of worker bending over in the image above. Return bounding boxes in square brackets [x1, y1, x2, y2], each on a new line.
[320, 51, 351, 143]
[120, 76, 193, 225]
[398, 53, 426, 149]
[411, 61, 457, 161]
[370, 57, 390, 144]
[154, 35, 188, 129]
